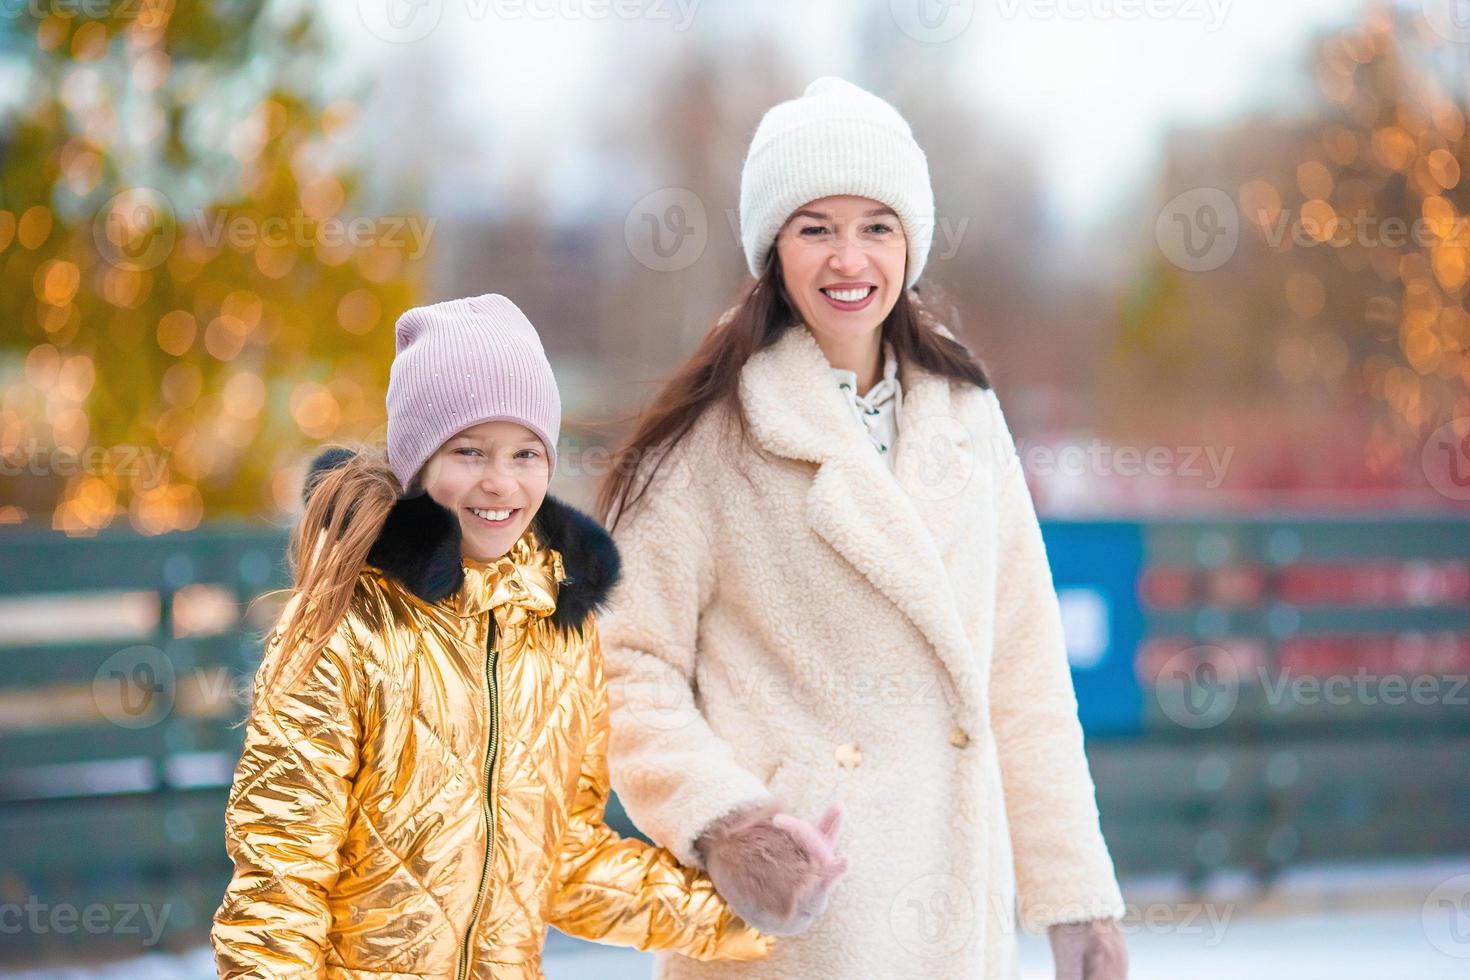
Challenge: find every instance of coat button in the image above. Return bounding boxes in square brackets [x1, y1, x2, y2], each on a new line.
[835, 742, 863, 769]
[949, 726, 970, 749]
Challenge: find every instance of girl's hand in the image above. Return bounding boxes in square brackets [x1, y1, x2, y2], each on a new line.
[1047, 917, 1128, 980]
[696, 801, 848, 936]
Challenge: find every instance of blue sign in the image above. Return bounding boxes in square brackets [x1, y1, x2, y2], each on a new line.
[1039, 520, 1145, 736]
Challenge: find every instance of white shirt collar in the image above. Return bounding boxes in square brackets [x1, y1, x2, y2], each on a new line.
[831, 341, 902, 468]
[830, 341, 900, 406]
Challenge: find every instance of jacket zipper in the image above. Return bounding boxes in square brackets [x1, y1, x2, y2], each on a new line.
[457, 621, 501, 980]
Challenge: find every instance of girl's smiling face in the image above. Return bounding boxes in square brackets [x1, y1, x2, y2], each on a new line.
[775, 194, 907, 345]
[419, 419, 550, 562]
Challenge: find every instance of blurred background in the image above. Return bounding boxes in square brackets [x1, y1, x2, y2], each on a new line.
[2, 0, 1469, 976]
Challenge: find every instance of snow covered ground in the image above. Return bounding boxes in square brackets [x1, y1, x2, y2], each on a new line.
[4, 857, 1465, 978]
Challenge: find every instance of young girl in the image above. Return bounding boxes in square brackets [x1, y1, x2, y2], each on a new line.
[211, 294, 776, 979]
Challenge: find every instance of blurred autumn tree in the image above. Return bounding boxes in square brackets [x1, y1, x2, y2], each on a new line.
[0, 0, 423, 533]
[1114, 4, 1470, 500]
[1300, 6, 1470, 488]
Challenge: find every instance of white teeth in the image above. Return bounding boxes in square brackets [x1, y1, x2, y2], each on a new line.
[472, 507, 514, 521]
[823, 287, 873, 302]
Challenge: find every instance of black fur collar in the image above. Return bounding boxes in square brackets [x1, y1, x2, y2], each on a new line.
[304, 448, 621, 632]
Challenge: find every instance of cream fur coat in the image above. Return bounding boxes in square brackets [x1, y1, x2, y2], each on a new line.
[601, 324, 1125, 980]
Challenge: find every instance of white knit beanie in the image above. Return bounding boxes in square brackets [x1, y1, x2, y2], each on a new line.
[739, 76, 935, 289]
[385, 294, 561, 489]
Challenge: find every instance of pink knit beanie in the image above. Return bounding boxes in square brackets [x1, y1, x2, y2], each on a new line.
[385, 294, 560, 489]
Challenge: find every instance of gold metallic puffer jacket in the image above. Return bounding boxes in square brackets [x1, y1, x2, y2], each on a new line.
[212, 467, 772, 979]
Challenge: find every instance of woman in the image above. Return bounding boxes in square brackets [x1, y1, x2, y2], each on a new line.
[596, 78, 1129, 979]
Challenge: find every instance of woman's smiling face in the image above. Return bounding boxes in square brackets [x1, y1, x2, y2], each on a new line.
[774, 194, 907, 345]
[418, 419, 550, 562]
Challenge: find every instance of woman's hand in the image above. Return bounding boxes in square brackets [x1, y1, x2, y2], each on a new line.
[695, 801, 848, 936]
[1047, 917, 1128, 980]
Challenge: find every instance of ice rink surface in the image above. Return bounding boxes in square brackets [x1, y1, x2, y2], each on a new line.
[5, 858, 1465, 979]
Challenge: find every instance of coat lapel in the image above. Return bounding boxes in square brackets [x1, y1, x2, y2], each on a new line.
[892, 353, 985, 565]
[739, 326, 984, 719]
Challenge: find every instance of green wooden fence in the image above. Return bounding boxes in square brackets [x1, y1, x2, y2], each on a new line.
[0, 527, 281, 962]
[0, 516, 1467, 963]
[1095, 515, 1470, 885]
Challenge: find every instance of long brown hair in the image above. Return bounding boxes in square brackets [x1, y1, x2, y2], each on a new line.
[255, 446, 400, 703]
[596, 252, 992, 528]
